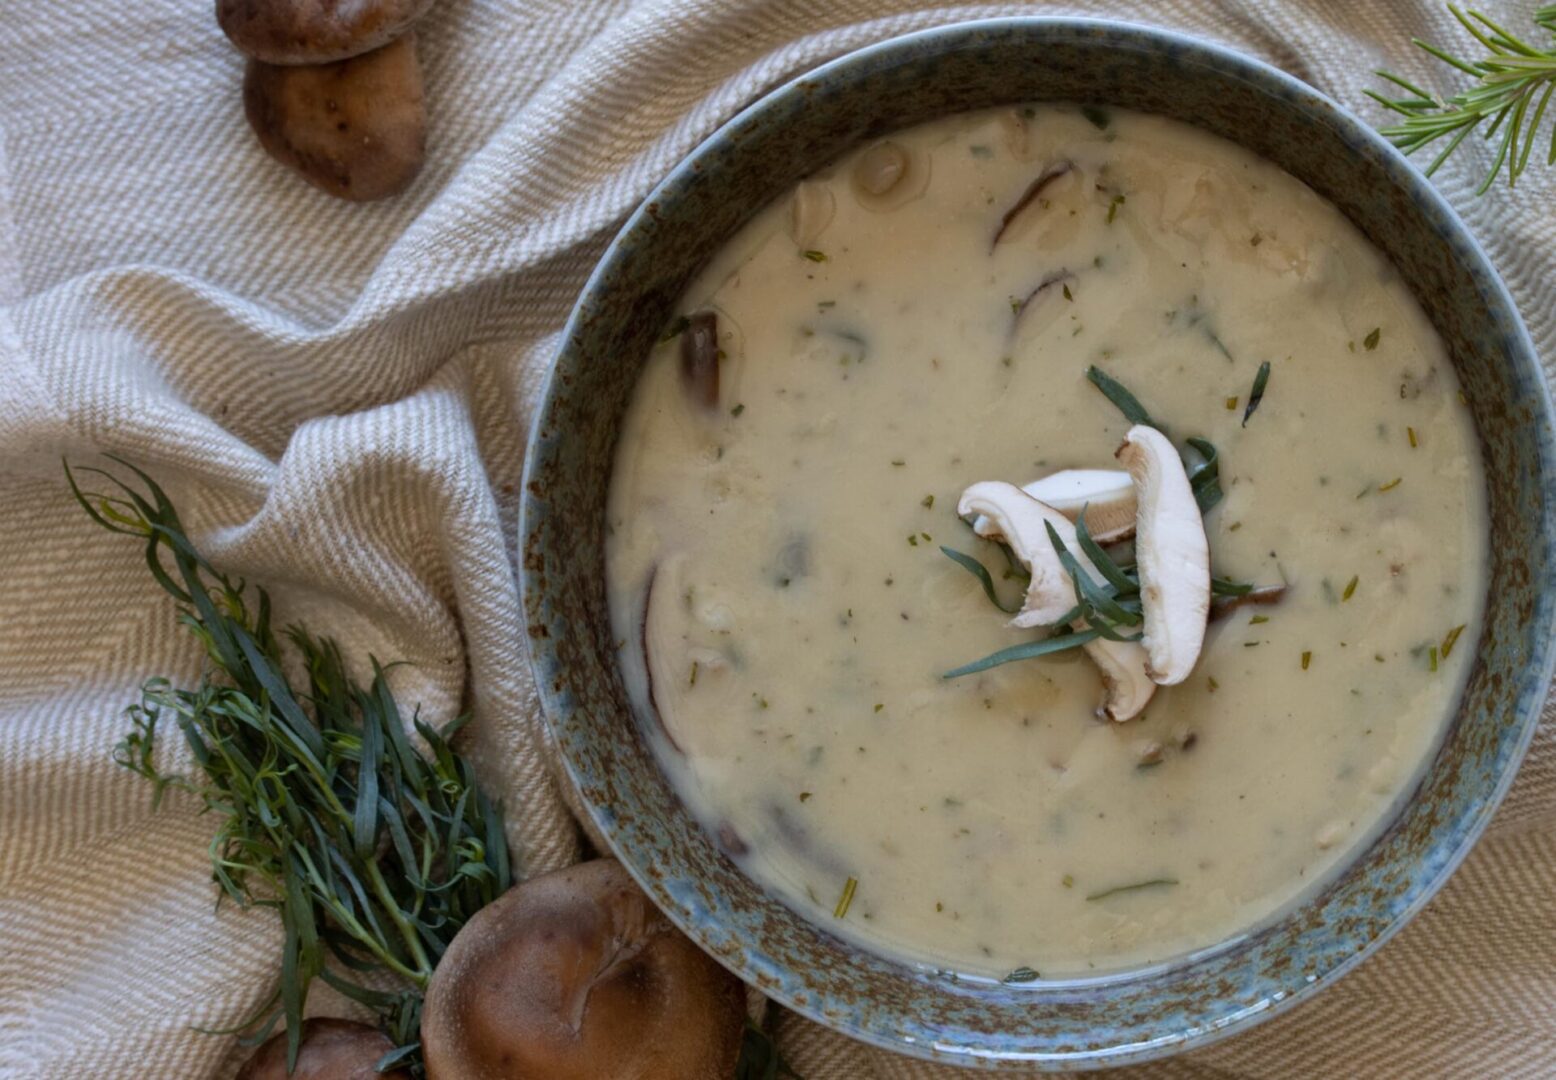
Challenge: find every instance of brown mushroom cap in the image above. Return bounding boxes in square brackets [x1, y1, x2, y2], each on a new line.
[237, 1018, 410, 1080]
[217, 0, 439, 65]
[243, 33, 426, 202]
[422, 858, 745, 1080]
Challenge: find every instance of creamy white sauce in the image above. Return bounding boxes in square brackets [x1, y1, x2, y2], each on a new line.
[605, 106, 1487, 978]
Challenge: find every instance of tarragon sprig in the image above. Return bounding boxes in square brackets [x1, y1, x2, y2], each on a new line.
[1369, 5, 1556, 192]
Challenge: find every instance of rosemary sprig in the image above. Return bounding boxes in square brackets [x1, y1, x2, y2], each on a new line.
[68, 458, 509, 1077]
[1369, 5, 1556, 192]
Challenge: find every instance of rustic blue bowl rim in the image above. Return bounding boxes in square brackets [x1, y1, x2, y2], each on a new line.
[521, 16, 1556, 1070]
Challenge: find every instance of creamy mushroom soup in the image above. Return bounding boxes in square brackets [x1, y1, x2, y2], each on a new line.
[604, 106, 1486, 977]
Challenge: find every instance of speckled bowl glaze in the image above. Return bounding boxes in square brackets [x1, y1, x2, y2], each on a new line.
[520, 18, 1556, 1070]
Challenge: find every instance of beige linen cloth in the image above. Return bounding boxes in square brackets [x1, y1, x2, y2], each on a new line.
[1, 1, 1553, 1077]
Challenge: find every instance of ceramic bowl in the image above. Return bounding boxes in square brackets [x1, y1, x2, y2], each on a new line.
[520, 18, 1556, 1070]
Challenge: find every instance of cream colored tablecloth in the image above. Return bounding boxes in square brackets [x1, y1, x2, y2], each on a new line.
[1, 1, 1552, 1076]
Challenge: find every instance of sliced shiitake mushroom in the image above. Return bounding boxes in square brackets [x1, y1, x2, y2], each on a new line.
[850, 140, 929, 211]
[679, 311, 721, 410]
[243, 33, 426, 201]
[959, 480, 1078, 628]
[421, 859, 745, 1080]
[787, 180, 835, 251]
[959, 481, 1154, 721]
[1117, 425, 1211, 685]
[991, 160, 1074, 249]
[1021, 468, 1136, 542]
[237, 1018, 408, 1080]
[218, 0, 439, 65]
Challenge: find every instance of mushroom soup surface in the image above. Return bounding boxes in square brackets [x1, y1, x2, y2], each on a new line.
[604, 105, 1487, 977]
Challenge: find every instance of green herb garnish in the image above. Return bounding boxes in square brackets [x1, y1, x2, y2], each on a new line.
[1343, 574, 1360, 600]
[1085, 365, 1160, 430]
[1364, 327, 1381, 350]
[1086, 878, 1179, 902]
[731, 403, 746, 417]
[1369, 6, 1556, 193]
[1302, 650, 1313, 670]
[1186, 437, 1224, 513]
[657, 314, 690, 343]
[1442, 623, 1468, 657]
[1044, 520, 1143, 642]
[1242, 361, 1272, 426]
[940, 546, 1021, 614]
[69, 459, 508, 1075]
[1378, 477, 1403, 492]
[802, 249, 828, 262]
[834, 876, 859, 918]
[942, 629, 1104, 680]
[1212, 576, 1254, 598]
[1002, 966, 1041, 984]
[1106, 193, 1126, 223]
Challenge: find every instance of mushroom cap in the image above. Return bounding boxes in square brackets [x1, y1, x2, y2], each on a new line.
[421, 859, 745, 1080]
[959, 481, 1079, 628]
[243, 34, 426, 202]
[237, 1018, 408, 1080]
[1116, 425, 1211, 685]
[217, 0, 439, 64]
[1021, 469, 1137, 543]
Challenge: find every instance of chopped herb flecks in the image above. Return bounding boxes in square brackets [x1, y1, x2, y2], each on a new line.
[1442, 623, 1467, 658]
[802, 250, 828, 262]
[1086, 878, 1178, 902]
[1242, 361, 1271, 426]
[1364, 327, 1381, 350]
[657, 314, 690, 343]
[834, 876, 858, 918]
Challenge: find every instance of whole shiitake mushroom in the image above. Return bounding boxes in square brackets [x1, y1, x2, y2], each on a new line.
[218, 0, 439, 65]
[243, 33, 426, 201]
[237, 1018, 410, 1080]
[421, 859, 746, 1080]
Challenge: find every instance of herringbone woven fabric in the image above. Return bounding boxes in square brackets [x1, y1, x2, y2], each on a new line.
[0, 2, 1550, 1077]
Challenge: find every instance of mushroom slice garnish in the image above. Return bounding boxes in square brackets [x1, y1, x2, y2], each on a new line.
[1116, 425, 1211, 685]
[1084, 633, 1157, 722]
[958, 481, 1077, 628]
[1021, 468, 1137, 543]
[958, 481, 1154, 721]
